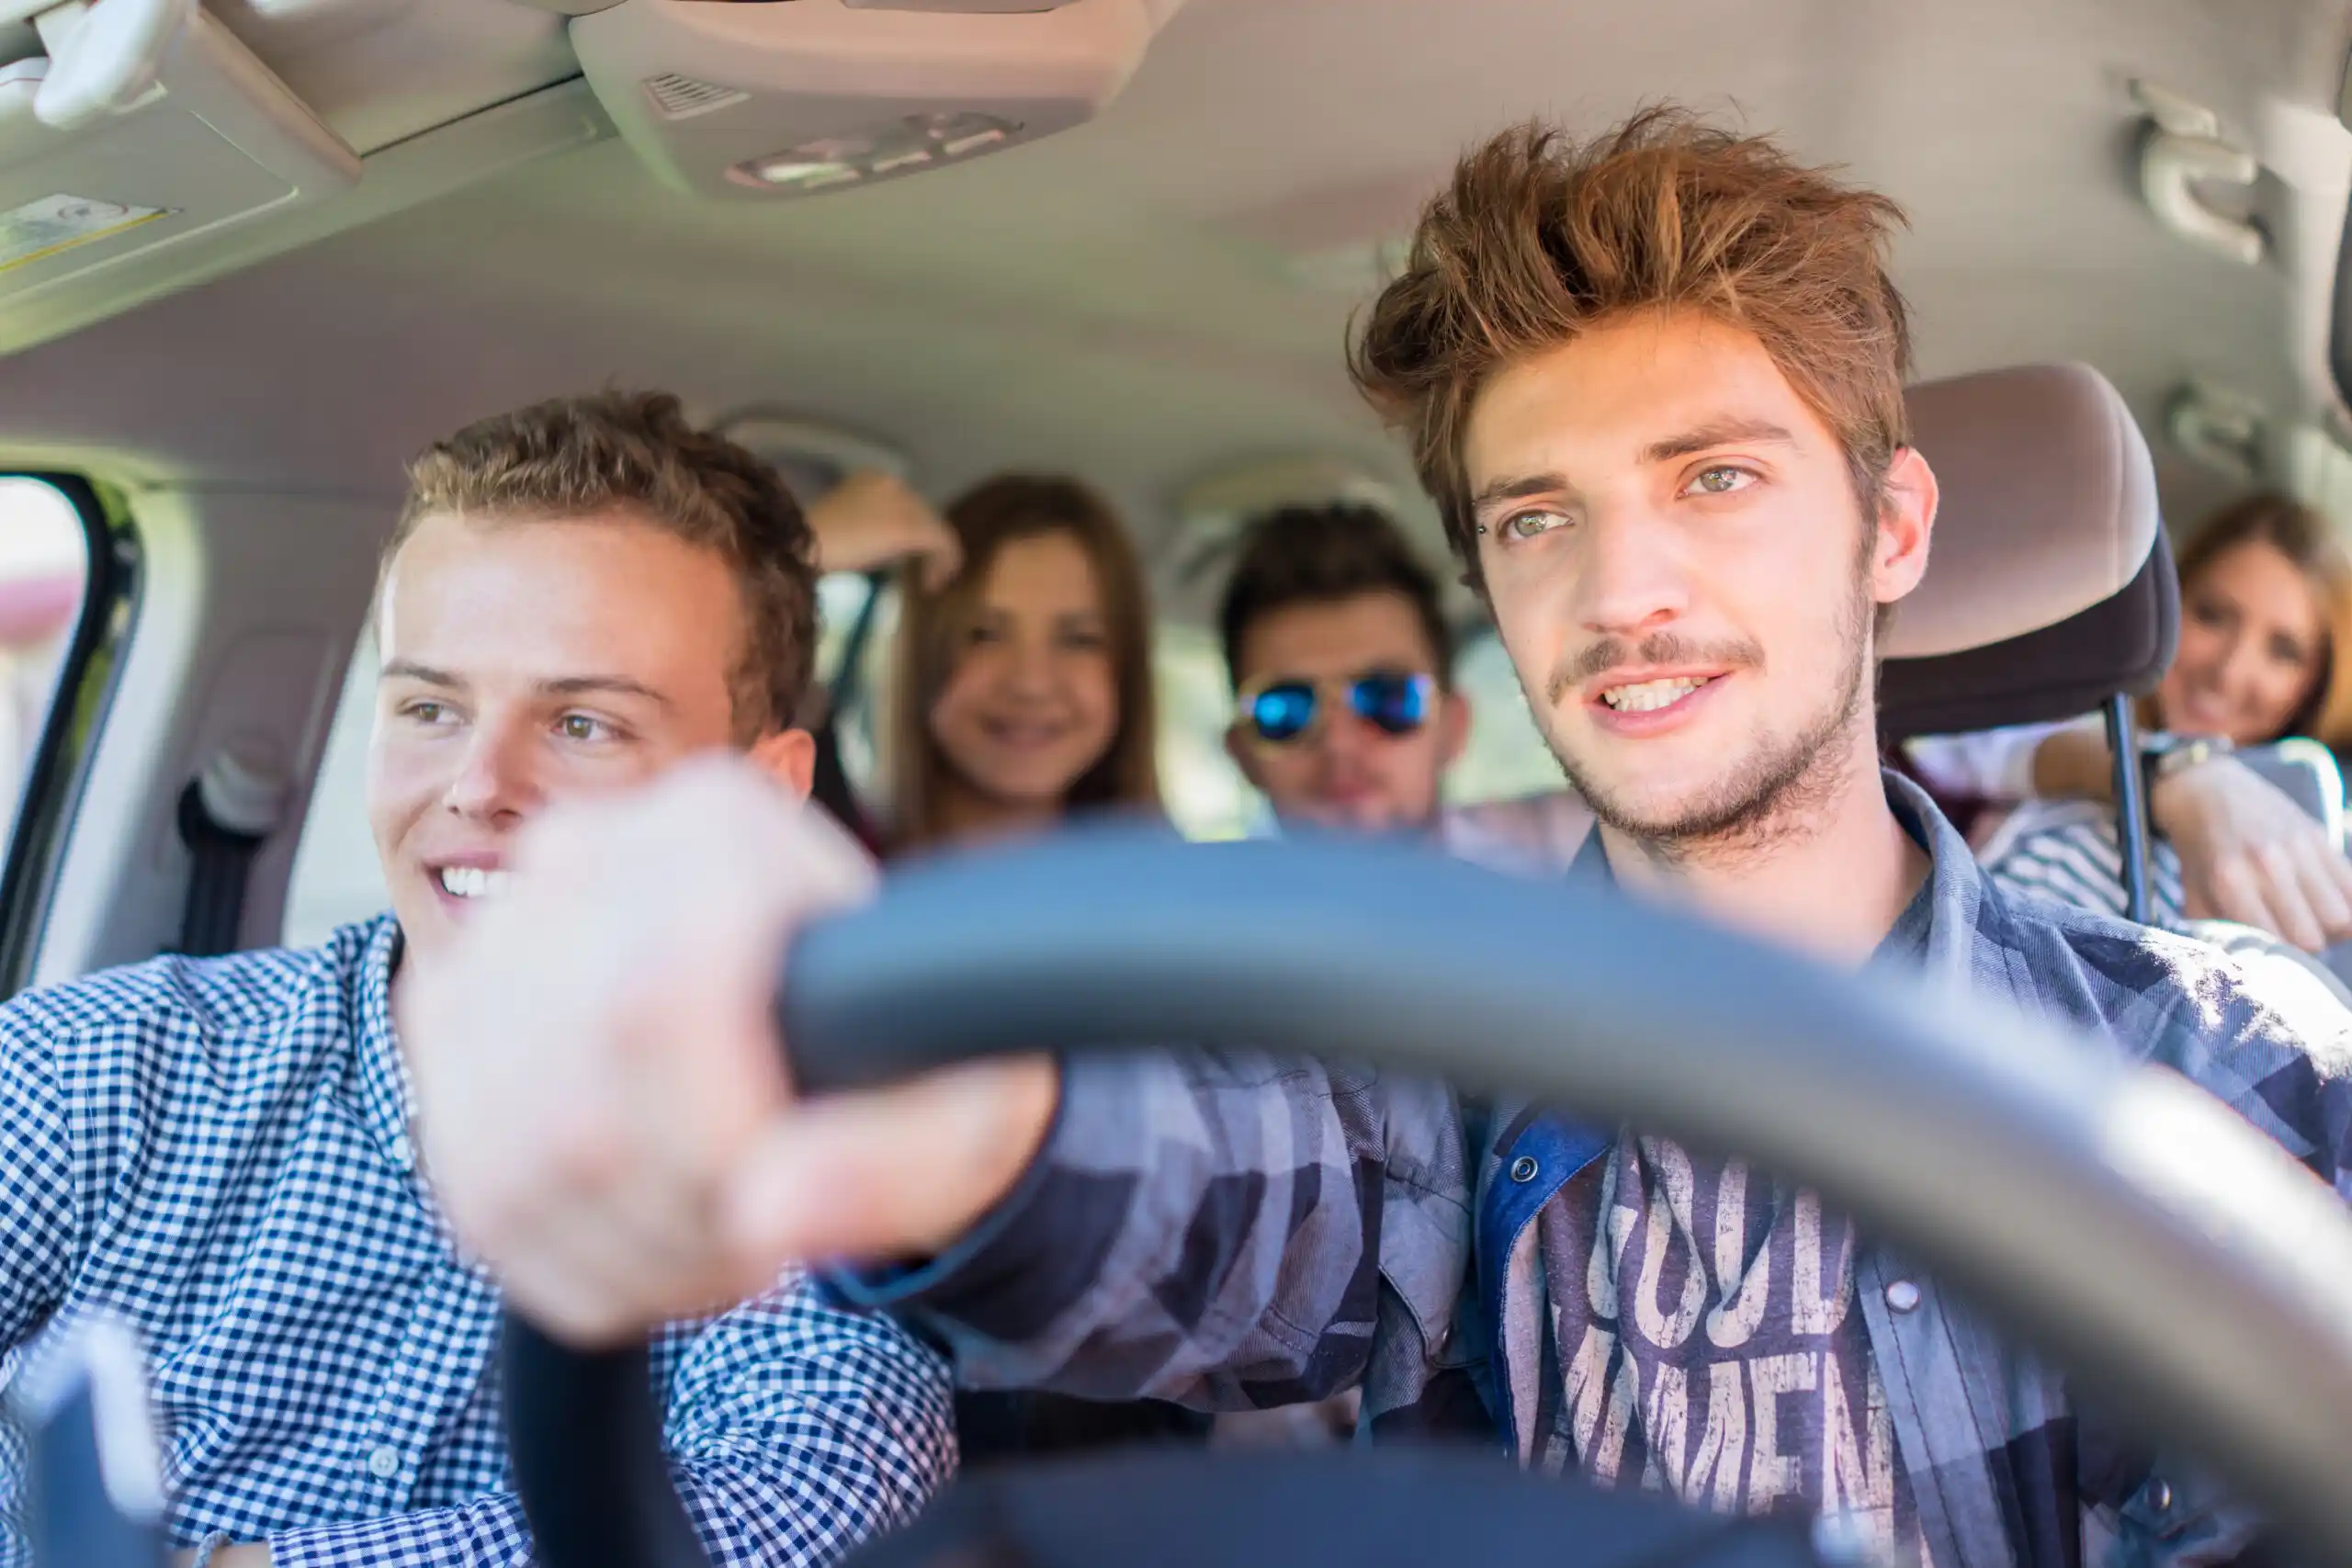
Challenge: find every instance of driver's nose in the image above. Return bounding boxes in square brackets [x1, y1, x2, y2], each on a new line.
[1572, 505, 1690, 636]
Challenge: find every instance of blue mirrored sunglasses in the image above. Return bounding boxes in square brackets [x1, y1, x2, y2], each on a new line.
[1239, 671, 1437, 745]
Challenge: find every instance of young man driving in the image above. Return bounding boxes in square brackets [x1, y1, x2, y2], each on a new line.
[0, 393, 956, 1566]
[405, 117, 2352, 1566]
[1219, 500, 1593, 864]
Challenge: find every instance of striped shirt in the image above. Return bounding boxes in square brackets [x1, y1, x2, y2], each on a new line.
[1977, 800, 2187, 929]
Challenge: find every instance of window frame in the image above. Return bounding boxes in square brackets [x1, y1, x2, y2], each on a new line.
[0, 473, 140, 998]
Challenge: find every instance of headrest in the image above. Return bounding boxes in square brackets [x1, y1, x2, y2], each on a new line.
[1884, 362, 2161, 660]
[1878, 363, 2177, 739]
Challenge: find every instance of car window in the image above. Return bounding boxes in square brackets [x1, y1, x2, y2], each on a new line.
[0, 475, 121, 993]
[1154, 624, 1260, 839]
[1446, 630, 1566, 805]
[0, 479, 96, 840]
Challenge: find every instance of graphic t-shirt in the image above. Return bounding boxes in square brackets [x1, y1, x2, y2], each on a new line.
[1532, 886, 1936, 1566]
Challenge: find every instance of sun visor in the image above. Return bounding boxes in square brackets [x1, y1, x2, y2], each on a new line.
[0, 0, 356, 303]
[568, 0, 1177, 200]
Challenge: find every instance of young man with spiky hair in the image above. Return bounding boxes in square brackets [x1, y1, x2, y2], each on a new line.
[409, 118, 2352, 1566]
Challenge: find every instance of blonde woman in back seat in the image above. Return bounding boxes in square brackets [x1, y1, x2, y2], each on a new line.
[1911, 492, 2352, 946]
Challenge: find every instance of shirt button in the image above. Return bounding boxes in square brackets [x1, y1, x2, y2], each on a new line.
[1883, 1280, 1923, 1314]
[1509, 1156, 1540, 1183]
[366, 1444, 401, 1479]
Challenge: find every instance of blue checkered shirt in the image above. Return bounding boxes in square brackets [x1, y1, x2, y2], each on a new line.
[0, 915, 957, 1567]
[842, 774, 2352, 1567]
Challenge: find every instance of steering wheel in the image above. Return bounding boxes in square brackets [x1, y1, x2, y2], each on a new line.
[469, 829, 2352, 1566]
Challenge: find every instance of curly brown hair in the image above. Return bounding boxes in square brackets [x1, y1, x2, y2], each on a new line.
[1349, 107, 1915, 594]
[390, 389, 818, 740]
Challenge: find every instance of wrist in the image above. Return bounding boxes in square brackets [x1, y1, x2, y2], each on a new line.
[2144, 733, 2234, 823]
[925, 1055, 1062, 1256]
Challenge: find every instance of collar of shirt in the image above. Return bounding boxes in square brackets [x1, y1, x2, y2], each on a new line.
[348, 918, 417, 1175]
[1560, 770, 1974, 993]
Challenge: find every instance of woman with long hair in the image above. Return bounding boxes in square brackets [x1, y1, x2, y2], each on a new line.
[812, 468, 1204, 1463]
[1915, 492, 2352, 941]
[884, 474, 1162, 852]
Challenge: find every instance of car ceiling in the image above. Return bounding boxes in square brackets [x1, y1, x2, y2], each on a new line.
[0, 0, 2344, 626]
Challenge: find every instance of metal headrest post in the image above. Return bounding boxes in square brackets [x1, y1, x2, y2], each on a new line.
[2103, 696, 2154, 924]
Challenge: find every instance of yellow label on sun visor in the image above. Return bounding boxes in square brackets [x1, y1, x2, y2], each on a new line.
[0, 194, 168, 275]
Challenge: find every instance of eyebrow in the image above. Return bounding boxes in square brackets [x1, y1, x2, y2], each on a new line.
[1469, 473, 1571, 518]
[1466, 420, 1799, 523]
[379, 660, 673, 710]
[1641, 418, 1797, 465]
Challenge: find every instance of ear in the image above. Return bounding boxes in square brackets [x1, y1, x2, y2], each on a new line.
[746, 727, 818, 801]
[1436, 689, 1472, 771]
[1872, 446, 1938, 612]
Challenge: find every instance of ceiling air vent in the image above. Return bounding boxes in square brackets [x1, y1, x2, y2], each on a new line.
[642, 73, 752, 121]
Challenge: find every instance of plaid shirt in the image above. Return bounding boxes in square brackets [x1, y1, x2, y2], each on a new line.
[842, 774, 2352, 1568]
[0, 916, 956, 1567]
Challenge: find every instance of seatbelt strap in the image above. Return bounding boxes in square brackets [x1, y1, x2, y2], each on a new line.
[173, 750, 288, 958]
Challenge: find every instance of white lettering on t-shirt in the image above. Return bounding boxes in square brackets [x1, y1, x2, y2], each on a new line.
[1793, 1190, 1853, 1337]
[1634, 1139, 1707, 1350]
[1706, 1160, 1771, 1349]
[1748, 1351, 1818, 1510]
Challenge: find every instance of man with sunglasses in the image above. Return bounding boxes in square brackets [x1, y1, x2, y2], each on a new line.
[1221, 502, 1593, 863]
[1220, 502, 1468, 835]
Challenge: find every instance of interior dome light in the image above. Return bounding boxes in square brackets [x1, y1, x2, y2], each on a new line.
[729, 109, 1022, 193]
[751, 159, 859, 189]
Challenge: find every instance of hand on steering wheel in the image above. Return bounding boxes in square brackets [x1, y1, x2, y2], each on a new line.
[406, 761, 1056, 1348]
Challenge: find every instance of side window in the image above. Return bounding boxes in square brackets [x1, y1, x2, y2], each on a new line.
[0, 475, 122, 993]
[1445, 629, 1565, 805]
[815, 570, 896, 815]
[0, 479, 96, 840]
[1155, 624, 1257, 839]
[282, 635, 383, 947]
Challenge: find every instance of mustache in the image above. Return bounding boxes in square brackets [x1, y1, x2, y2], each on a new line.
[1544, 633, 1765, 708]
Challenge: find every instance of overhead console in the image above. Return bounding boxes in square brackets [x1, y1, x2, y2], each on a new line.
[0, 0, 1180, 356]
[569, 0, 1180, 199]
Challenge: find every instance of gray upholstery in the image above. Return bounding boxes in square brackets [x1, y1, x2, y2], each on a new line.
[2234, 739, 2346, 850]
[1888, 362, 2162, 660]
[1878, 362, 2176, 742]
